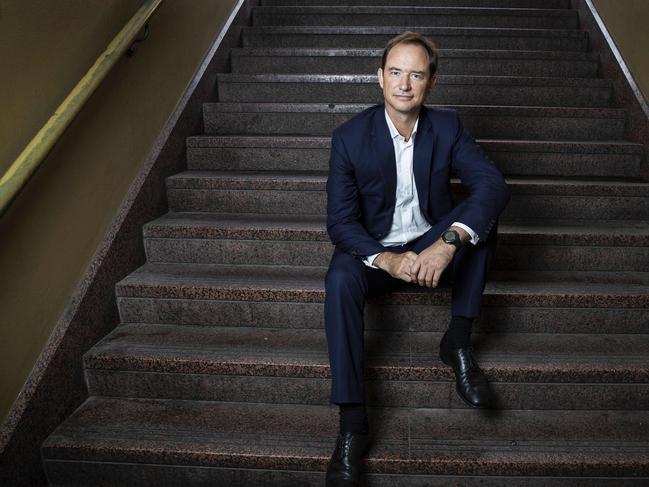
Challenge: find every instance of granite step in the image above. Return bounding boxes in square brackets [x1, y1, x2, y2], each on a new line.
[230, 48, 600, 77]
[216, 74, 612, 108]
[252, 6, 579, 30]
[42, 397, 649, 485]
[84, 323, 649, 410]
[261, 0, 571, 7]
[186, 136, 645, 179]
[115, 262, 649, 325]
[142, 213, 649, 272]
[203, 103, 625, 140]
[242, 26, 589, 51]
[165, 171, 649, 221]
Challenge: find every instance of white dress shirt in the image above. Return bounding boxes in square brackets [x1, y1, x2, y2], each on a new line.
[363, 110, 478, 268]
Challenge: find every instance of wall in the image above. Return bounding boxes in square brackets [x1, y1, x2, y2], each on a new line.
[0, 0, 237, 423]
[593, 0, 649, 101]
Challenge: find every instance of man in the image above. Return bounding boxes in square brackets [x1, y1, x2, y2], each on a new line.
[324, 32, 511, 486]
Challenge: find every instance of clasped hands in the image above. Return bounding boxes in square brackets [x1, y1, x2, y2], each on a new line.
[373, 238, 456, 288]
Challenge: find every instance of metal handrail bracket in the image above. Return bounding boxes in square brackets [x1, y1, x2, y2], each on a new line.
[0, 0, 163, 216]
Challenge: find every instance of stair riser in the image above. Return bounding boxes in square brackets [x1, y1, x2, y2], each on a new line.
[187, 146, 643, 179]
[144, 238, 649, 272]
[252, 12, 578, 30]
[167, 190, 649, 221]
[242, 32, 588, 51]
[86, 370, 649, 411]
[261, 0, 572, 7]
[117, 298, 649, 335]
[43, 461, 649, 487]
[203, 110, 625, 140]
[217, 81, 611, 108]
[231, 54, 599, 78]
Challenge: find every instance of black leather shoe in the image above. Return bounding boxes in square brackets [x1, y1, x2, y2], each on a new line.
[440, 346, 491, 408]
[325, 432, 370, 487]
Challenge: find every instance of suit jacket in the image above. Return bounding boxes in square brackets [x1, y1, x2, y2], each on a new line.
[326, 104, 511, 258]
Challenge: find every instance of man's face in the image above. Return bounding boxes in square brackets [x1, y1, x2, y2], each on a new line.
[378, 42, 435, 118]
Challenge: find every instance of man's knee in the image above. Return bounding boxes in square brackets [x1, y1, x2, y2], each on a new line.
[325, 263, 367, 298]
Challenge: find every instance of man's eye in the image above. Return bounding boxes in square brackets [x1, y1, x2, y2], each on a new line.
[390, 70, 400, 76]
[411, 73, 423, 81]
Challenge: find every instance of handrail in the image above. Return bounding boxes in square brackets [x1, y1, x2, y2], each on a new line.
[0, 0, 164, 216]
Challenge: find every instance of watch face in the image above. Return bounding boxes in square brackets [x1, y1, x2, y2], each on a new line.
[443, 230, 457, 243]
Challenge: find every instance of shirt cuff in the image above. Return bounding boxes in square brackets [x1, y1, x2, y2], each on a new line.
[451, 222, 479, 245]
[363, 253, 380, 268]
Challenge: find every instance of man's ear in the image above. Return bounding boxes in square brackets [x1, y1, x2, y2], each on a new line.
[377, 68, 384, 89]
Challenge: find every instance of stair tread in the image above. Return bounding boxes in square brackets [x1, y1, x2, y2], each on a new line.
[85, 323, 649, 383]
[217, 73, 611, 88]
[167, 170, 649, 195]
[186, 135, 644, 153]
[205, 102, 625, 117]
[42, 397, 649, 475]
[244, 25, 586, 37]
[232, 47, 599, 60]
[115, 262, 649, 310]
[144, 212, 649, 246]
[255, 5, 577, 15]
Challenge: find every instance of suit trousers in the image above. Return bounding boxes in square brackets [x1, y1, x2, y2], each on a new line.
[324, 204, 496, 404]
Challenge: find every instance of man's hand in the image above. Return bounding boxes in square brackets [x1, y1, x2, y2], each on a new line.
[410, 240, 456, 288]
[373, 251, 418, 282]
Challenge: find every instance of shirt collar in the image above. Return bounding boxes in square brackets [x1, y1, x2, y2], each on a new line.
[384, 109, 418, 142]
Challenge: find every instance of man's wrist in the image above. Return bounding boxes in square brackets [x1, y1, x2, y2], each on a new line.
[441, 228, 465, 251]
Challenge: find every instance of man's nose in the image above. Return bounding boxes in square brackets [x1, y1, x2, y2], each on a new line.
[399, 74, 411, 91]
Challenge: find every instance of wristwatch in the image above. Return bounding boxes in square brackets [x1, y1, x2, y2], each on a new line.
[441, 229, 463, 250]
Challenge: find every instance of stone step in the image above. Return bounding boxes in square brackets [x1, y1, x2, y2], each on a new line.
[202, 103, 625, 140]
[143, 213, 649, 272]
[242, 26, 589, 51]
[216, 74, 612, 108]
[261, 0, 571, 7]
[230, 48, 600, 77]
[84, 323, 649, 410]
[186, 136, 644, 179]
[252, 6, 579, 30]
[165, 171, 649, 221]
[42, 397, 649, 485]
[115, 263, 649, 331]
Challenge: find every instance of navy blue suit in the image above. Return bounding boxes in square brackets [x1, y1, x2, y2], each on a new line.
[325, 104, 510, 404]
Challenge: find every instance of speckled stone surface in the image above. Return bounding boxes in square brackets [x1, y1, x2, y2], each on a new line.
[141, 213, 649, 270]
[114, 262, 649, 309]
[83, 323, 649, 384]
[42, 397, 649, 482]
[252, 6, 578, 29]
[164, 171, 649, 219]
[186, 135, 643, 178]
[116, 296, 649, 334]
[216, 73, 612, 107]
[230, 47, 599, 77]
[262, 0, 571, 7]
[203, 102, 625, 139]
[242, 26, 588, 51]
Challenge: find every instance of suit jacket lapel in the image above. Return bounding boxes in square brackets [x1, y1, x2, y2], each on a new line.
[413, 107, 433, 215]
[371, 107, 397, 207]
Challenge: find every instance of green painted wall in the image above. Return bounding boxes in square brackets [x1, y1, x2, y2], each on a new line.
[594, 0, 649, 100]
[0, 0, 237, 422]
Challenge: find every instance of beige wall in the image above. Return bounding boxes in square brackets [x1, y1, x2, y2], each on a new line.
[0, 0, 237, 422]
[593, 0, 649, 101]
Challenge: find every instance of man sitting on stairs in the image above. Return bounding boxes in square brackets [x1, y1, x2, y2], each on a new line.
[324, 31, 511, 486]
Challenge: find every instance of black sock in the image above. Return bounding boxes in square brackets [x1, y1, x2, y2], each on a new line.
[440, 316, 473, 351]
[338, 403, 368, 435]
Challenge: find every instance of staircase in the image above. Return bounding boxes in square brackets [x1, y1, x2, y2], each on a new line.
[41, 0, 649, 485]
